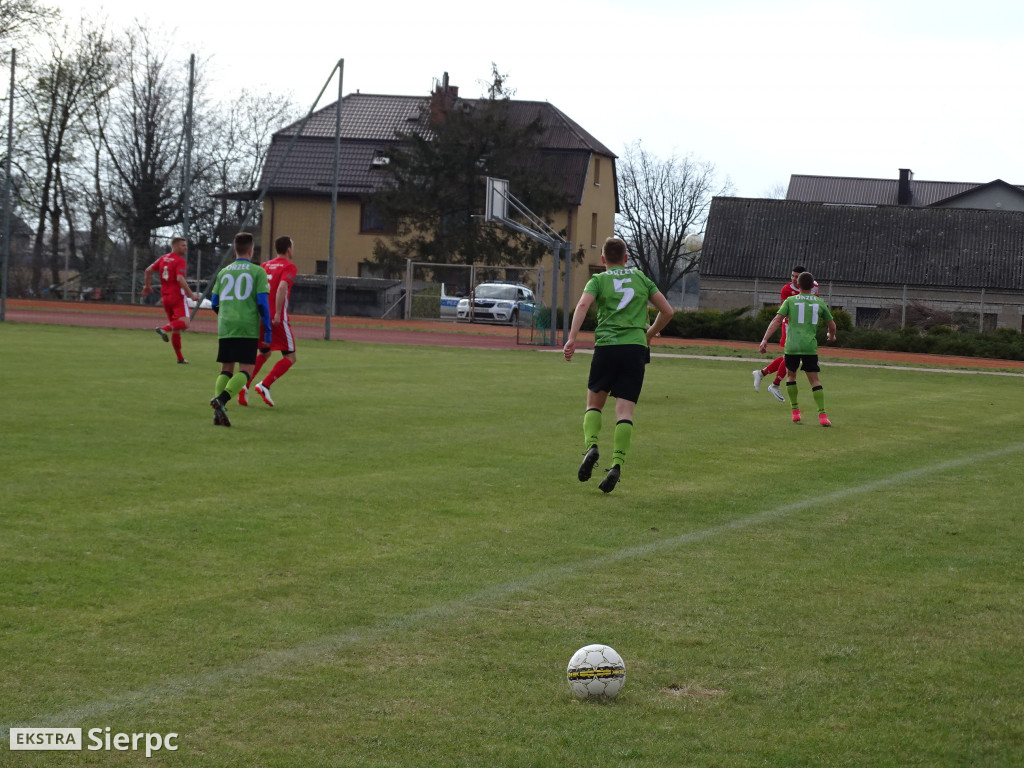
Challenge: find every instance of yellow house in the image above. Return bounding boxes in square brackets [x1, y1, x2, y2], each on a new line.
[258, 77, 618, 311]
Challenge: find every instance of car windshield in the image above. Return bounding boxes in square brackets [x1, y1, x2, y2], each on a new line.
[475, 285, 518, 300]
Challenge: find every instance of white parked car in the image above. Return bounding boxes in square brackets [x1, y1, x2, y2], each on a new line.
[456, 282, 536, 325]
[186, 296, 213, 311]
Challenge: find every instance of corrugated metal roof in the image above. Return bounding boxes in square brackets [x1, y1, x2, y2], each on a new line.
[785, 174, 1019, 207]
[701, 197, 1024, 290]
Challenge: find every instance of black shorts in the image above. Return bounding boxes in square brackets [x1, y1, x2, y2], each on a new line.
[588, 344, 649, 403]
[784, 354, 821, 373]
[218, 337, 259, 365]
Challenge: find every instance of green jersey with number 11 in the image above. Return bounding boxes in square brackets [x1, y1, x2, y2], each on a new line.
[778, 293, 833, 355]
[583, 266, 660, 347]
[213, 259, 269, 339]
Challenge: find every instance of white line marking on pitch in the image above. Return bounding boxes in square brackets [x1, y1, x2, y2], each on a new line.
[558, 347, 1024, 377]
[5, 441, 1022, 734]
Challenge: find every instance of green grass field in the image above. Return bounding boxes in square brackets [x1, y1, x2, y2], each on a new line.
[2, 323, 1023, 767]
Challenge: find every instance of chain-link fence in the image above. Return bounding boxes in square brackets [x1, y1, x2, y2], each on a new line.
[403, 260, 546, 328]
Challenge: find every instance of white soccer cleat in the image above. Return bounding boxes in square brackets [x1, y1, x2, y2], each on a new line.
[767, 383, 786, 402]
[255, 381, 275, 407]
[752, 369, 764, 392]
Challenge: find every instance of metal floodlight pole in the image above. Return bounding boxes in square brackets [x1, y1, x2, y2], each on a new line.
[549, 242, 559, 347]
[1, 49, 14, 322]
[325, 58, 343, 340]
[182, 54, 195, 259]
[561, 240, 572, 345]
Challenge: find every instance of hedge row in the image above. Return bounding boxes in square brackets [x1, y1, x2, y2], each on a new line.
[565, 305, 1024, 361]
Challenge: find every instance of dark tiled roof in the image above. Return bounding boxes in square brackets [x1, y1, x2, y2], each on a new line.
[786, 174, 1024, 207]
[701, 197, 1024, 290]
[261, 140, 390, 196]
[277, 94, 430, 142]
[260, 92, 615, 202]
[276, 93, 616, 155]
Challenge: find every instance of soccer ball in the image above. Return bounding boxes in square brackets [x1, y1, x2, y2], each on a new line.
[566, 644, 626, 699]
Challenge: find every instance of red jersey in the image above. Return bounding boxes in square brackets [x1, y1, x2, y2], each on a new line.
[263, 257, 297, 320]
[149, 253, 188, 299]
[780, 280, 819, 303]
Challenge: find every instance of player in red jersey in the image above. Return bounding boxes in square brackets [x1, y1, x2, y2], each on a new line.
[143, 237, 199, 364]
[240, 235, 298, 407]
[752, 265, 819, 402]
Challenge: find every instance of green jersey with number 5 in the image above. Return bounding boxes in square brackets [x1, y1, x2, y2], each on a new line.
[213, 259, 270, 339]
[583, 266, 660, 347]
[778, 293, 833, 354]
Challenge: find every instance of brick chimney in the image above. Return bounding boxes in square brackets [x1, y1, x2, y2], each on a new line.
[429, 72, 459, 126]
[897, 168, 913, 205]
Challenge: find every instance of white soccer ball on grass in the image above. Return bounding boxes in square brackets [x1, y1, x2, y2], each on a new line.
[566, 644, 626, 699]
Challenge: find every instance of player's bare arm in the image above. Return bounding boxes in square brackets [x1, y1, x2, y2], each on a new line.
[645, 292, 673, 343]
[177, 274, 198, 302]
[563, 292, 596, 362]
[273, 281, 288, 325]
[760, 315, 784, 353]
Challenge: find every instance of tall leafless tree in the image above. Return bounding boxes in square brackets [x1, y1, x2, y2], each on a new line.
[103, 25, 188, 276]
[193, 89, 295, 250]
[20, 20, 117, 293]
[0, 0, 53, 42]
[616, 140, 733, 296]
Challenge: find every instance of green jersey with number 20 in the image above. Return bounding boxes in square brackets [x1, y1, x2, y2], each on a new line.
[213, 259, 269, 339]
[583, 266, 660, 347]
[778, 293, 833, 355]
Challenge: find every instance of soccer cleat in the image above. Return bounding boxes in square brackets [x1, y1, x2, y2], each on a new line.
[819, 413, 832, 427]
[752, 369, 764, 392]
[156, 327, 169, 342]
[238, 386, 248, 407]
[767, 383, 785, 402]
[177, 359, 189, 365]
[254, 381, 274, 407]
[210, 397, 231, 427]
[598, 465, 621, 494]
[578, 444, 600, 482]
[791, 409, 801, 423]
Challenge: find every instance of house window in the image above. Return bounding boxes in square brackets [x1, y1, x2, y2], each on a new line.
[589, 264, 603, 276]
[358, 261, 384, 278]
[594, 157, 601, 187]
[590, 213, 598, 248]
[316, 260, 328, 276]
[360, 199, 397, 234]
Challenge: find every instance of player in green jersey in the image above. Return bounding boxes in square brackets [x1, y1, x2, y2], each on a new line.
[759, 271, 837, 426]
[208, 232, 272, 427]
[564, 237, 674, 492]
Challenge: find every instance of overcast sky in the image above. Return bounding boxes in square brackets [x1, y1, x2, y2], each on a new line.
[35, 0, 1024, 199]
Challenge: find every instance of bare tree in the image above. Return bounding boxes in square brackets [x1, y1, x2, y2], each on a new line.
[616, 140, 733, 296]
[103, 25, 189, 290]
[193, 88, 295, 248]
[20, 20, 117, 293]
[0, 0, 54, 42]
[764, 182, 788, 199]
